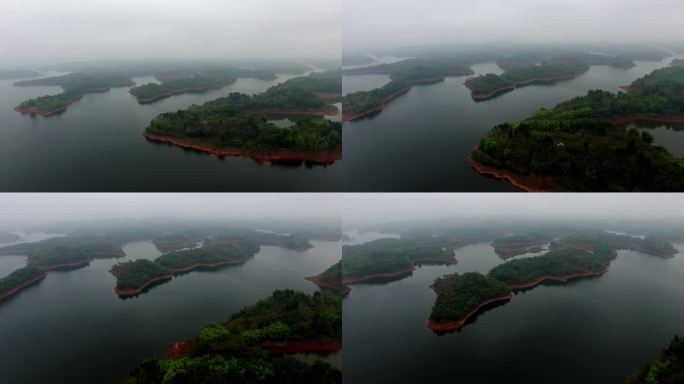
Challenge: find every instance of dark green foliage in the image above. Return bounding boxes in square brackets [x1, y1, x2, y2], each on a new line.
[155, 242, 260, 270]
[145, 74, 341, 152]
[342, 57, 472, 115]
[487, 248, 613, 285]
[123, 290, 341, 384]
[628, 335, 684, 384]
[338, 238, 453, 278]
[466, 59, 589, 96]
[0, 266, 44, 294]
[429, 272, 510, 323]
[110, 260, 170, 290]
[226, 289, 342, 342]
[15, 72, 134, 113]
[0, 236, 123, 269]
[475, 67, 684, 191]
[342, 80, 410, 115]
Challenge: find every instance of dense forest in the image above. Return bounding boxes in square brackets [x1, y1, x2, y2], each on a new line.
[491, 232, 553, 258]
[339, 238, 454, 278]
[429, 272, 510, 324]
[0, 237, 123, 269]
[487, 247, 615, 285]
[342, 57, 472, 117]
[628, 335, 684, 384]
[473, 67, 684, 191]
[129, 68, 280, 103]
[0, 266, 45, 297]
[155, 243, 260, 270]
[123, 290, 341, 384]
[110, 259, 172, 291]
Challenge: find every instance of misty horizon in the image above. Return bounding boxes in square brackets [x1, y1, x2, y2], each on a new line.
[1, 0, 341, 66]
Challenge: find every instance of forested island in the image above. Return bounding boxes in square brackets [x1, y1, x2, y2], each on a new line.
[491, 232, 553, 258]
[123, 289, 341, 384]
[143, 70, 341, 163]
[426, 230, 678, 333]
[0, 237, 124, 302]
[307, 238, 455, 294]
[342, 58, 473, 121]
[428, 272, 511, 333]
[129, 68, 277, 103]
[14, 72, 135, 116]
[111, 242, 261, 297]
[466, 54, 635, 101]
[471, 66, 684, 191]
[628, 335, 684, 384]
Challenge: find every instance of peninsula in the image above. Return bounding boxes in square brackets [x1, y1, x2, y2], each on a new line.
[14, 73, 135, 116]
[129, 68, 276, 103]
[342, 57, 473, 121]
[466, 54, 634, 101]
[143, 71, 342, 164]
[428, 272, 511, 333]
[307, 238, 456, 294]
[123, 289, 341, 383]
[471, 66, 684, 191]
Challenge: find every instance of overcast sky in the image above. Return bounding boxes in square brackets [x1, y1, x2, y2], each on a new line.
[0, 193, 682, 229]
[0, 194, 341, 227]
[344, 0, 684, 53]
[1, 0, 341, 65]
[339, 193, 684, 226]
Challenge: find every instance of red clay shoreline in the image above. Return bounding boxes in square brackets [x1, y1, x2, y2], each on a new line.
[166, 257, 252, 273]
[468, 153, 563, 192]
[143, 133, 341, 164]
[0, 272, 47, 302]
[114, 274, 174, 297]
[14, 95, 84, 116]
[508, 268, 608, 290]
[427, 293, 513, 333]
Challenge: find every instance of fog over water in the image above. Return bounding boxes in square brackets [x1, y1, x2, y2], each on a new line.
[344, 0, 684, 53]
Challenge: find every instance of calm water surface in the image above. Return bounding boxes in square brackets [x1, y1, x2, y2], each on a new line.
[343, 57, 683, 191]
[343, 235, 684, 383]
[0, 73, 340, 191]
[0, 239, 340, 384]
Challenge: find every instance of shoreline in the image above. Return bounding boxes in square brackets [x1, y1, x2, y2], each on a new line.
[14, 95, 84, 116]
[466, 74, 579, 101]
[132, 84, 225, 104]
[40, 259, 91, 271]
[114, 274, 174, 297]
[605, 114, 684, 126]
[143, 133, 341, 164]
[342, 76, 448, 122]
[166, 257, 252, 273]
[305, 257, 456, 295]
[468, 153, 563, 192]
[508, 268, 608, 290]
[427, 293, 513, 333]
[0, 272, 48, 302]
[259, 340, 342, 354]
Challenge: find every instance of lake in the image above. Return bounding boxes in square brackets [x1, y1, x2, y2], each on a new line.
[342, 233, 684, 383]
[0, 238, 341, 383]
[342, 56, 684, 191]
[0, 73, 341, 192]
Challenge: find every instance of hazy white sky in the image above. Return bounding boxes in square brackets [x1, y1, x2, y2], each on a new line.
[344, 0, 684, 52]
[0, 194, 681, 227]
[1, 0, 341, 64]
